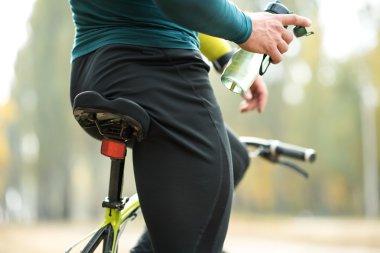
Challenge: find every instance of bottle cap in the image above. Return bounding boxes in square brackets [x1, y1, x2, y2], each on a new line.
[264, 1, 291, 14]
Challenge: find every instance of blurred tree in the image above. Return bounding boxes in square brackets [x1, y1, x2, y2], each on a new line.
[11, 0, 77, 220]
[9, 0, 132, 221]
[0, 102, 16, 197]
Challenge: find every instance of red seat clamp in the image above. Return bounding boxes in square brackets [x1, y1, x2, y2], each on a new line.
[101, 139, 126, 159]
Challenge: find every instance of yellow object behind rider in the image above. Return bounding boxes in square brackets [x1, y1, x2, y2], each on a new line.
[199, 33, 234, 74]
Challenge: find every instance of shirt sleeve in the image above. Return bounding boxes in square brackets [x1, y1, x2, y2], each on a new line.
[153, 0, 252, 44]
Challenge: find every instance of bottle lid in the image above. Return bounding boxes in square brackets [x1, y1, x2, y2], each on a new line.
[265, 1, 291, 14]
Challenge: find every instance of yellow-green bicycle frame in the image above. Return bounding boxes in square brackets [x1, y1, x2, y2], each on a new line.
[65, 194, 140, 253]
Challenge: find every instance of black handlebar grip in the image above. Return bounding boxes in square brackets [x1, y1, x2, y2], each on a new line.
[270, 140, 316, 163]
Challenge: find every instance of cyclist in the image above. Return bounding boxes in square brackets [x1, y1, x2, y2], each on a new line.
[68, 1, 311, 252]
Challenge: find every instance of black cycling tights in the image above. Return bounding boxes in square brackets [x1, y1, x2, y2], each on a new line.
[131, 128, 250, 253]
[70, 45, 250, 253]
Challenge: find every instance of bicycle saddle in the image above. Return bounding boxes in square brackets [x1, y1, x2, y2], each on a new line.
[73, 91, 150, 143]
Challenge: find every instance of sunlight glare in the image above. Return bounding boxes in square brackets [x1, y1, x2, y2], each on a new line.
[318, 0, 379, 60]
[0, 1, 36, 105]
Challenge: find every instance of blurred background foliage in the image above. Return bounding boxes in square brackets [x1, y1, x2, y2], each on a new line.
[0, 0, 379, 222]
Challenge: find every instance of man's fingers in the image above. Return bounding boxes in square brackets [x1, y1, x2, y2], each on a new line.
[241, 12, 312, 64]
[258, 92, 268, 113]
[277, 40, 288, 54]
[269, 48, 282, 64]
[240, 100, 258, 113]
[282, 29, 293, 44]
[277, 14, 312, 27]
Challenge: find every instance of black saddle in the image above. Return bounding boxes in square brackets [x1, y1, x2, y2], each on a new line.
[73, 91, 150, 143]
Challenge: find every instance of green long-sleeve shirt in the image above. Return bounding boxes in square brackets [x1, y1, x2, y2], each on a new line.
[69, 0, 251, 61]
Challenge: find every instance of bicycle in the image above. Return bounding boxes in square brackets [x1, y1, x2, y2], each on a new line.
[66, 90, 316, 253]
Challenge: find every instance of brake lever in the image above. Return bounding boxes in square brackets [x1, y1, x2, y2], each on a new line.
[258, 150, 309, 178]
[277, 160, 309, 178]
[257, 149, 278, 163]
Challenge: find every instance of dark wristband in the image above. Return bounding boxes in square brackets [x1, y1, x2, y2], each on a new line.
[212, 50, 235, 74]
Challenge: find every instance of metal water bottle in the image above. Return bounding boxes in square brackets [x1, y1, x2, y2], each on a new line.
[221, 1, 292, 94]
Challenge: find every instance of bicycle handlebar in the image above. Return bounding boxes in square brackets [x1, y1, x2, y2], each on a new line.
[239, 136, 316, 163]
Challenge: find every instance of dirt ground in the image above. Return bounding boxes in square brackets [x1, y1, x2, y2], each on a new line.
[0, 216, 379, 253]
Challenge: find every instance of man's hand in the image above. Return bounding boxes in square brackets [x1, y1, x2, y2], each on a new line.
[239, 12, 311, 64]
[240, 76, 268, 113]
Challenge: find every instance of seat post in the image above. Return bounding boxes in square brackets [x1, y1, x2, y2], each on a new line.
[108, 158, 125, 203]
[100, 139, 127, 210]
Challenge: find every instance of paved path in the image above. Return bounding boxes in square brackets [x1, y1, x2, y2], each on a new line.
[0, 216, 379, 253]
